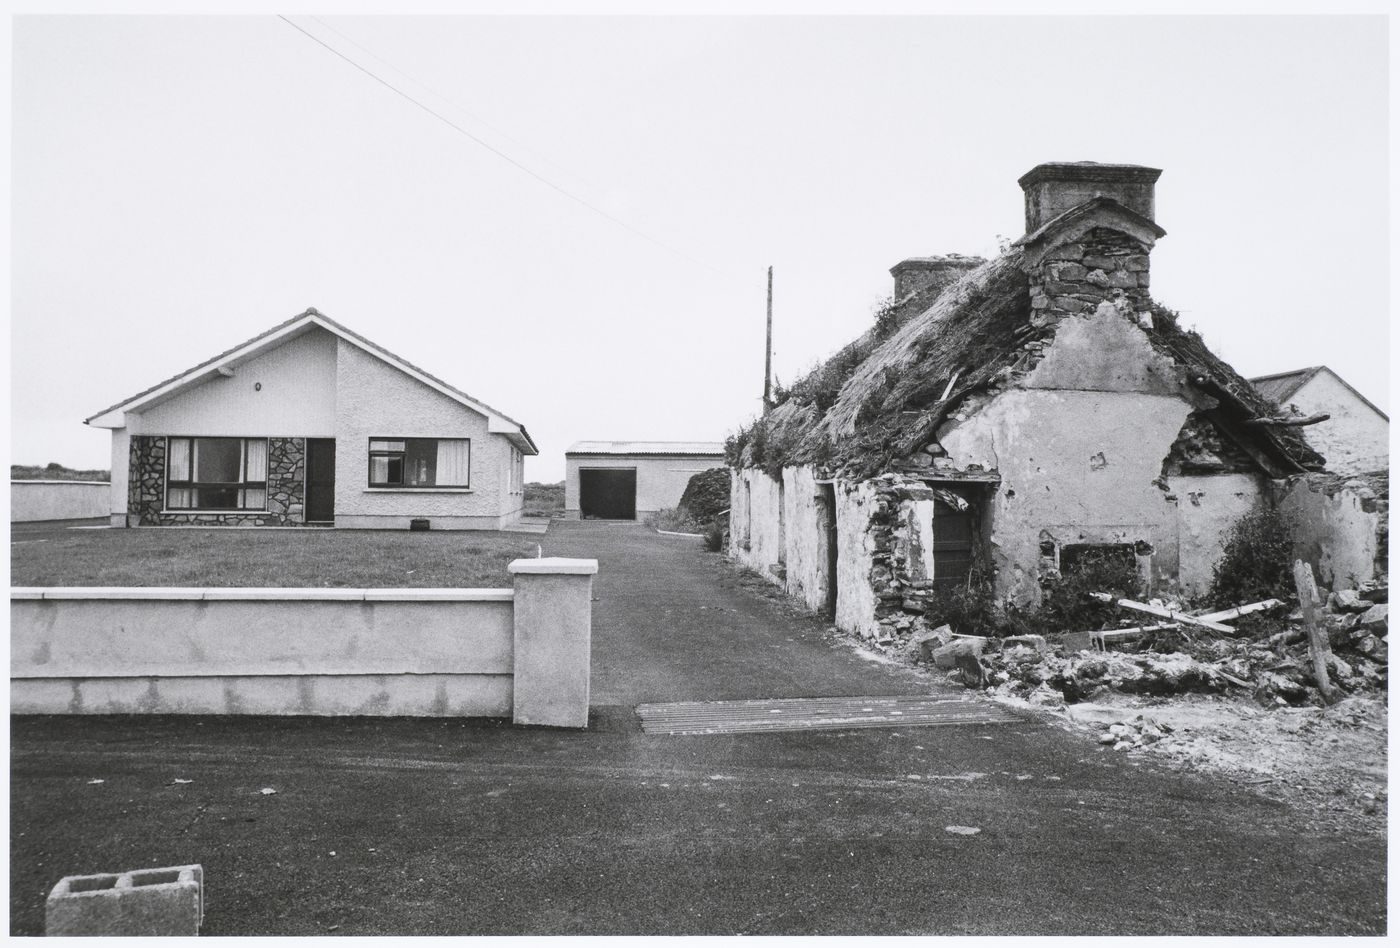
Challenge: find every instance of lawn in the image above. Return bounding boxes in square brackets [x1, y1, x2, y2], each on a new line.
[10, 527, 547, 588]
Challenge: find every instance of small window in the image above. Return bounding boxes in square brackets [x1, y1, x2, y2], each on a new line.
[1060, 543, 1136, 576]
[166, 437, 268, 511]
[368, 438, 470, 488]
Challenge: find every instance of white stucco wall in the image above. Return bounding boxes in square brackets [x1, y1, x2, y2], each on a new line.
[108, 428, 130, 524]
[1286, 372, 1388, 475]
[780, 466, 833, 614]
[1281, 475, 1385, 591]
[936, 308, 1266, 605]
[729, 467, 785, 581]
[1172, 473, 1266, 595]
[834, 479, 880, 638]
[565, 454, 725, 517]
[333, 339, 517, 528]
[127, 327, 338, 437]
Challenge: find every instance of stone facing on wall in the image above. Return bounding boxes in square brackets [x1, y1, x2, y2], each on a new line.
[1028, 226, 1151, 330]
[129, 435, 166, 525]
[127, 436, 306, 526]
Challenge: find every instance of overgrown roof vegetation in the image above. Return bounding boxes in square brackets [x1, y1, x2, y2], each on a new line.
[727, 250, 1325, 480]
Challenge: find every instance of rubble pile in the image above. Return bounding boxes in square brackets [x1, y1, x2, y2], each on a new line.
[910, 580, 1389, 709]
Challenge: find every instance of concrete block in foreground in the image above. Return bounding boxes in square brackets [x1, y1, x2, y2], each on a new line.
[46, 864, 203, 936]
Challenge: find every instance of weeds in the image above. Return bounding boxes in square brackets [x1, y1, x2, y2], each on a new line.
[1209, 505, 1297, 608]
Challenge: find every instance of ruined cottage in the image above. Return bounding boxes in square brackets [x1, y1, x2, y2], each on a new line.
[727, 161, 1337, 642]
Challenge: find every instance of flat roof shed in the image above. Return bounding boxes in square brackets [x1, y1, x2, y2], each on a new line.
[564, 441, 725, 520]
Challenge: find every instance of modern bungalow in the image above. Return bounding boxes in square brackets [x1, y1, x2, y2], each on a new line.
[86, 309, 538, 529]
[728, 162, 1338, 641]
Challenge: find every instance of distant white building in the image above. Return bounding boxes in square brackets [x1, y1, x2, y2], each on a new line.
[1251, 366, 1388, 475]
[564, 441, 725, 520]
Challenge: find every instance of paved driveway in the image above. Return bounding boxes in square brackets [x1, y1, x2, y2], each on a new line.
[7, 521, 1387, 935]
[543, 520, 933, 704]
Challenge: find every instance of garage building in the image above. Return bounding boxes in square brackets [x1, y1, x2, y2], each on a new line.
[565, 441, 725, 520]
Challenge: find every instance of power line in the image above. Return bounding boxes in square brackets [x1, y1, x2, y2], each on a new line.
[305, 15, 605, 197]
[277, 15, 760, 291]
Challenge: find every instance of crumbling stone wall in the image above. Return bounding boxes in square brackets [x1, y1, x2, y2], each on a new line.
[127, 436, 307, 527]
[1281, 472, 1388, 591]
[1163, 412, 1258, 475]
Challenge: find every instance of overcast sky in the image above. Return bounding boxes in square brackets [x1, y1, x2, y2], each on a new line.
[8, 13, 1390, 481]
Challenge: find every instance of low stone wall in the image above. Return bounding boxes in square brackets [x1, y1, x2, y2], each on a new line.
[10, 481, 110, 522]
[10, 558, 595, 725]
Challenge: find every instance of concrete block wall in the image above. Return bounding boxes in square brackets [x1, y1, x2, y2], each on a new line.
[9, 480, 109, 522]
[11, 559, 597, 726]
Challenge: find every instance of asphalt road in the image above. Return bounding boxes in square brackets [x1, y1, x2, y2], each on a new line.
[8, 521, 1387, 935]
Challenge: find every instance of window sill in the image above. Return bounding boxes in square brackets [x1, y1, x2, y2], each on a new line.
[363, 487, 473, 494]
[160, 510, 270, 516]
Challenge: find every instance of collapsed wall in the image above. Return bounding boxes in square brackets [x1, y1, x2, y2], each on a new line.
[1280, 471, 1388, 592]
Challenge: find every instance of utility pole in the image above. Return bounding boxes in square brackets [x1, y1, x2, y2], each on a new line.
[762, 265, 774, 413]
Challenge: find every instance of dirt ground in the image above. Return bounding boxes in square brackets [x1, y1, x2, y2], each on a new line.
[730, 566, 1390, 834]
[1000, 690, 1388, 832]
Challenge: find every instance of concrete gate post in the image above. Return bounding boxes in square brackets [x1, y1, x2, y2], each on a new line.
[508, 557, 598, 728]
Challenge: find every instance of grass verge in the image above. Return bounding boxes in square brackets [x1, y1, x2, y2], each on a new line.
[11, 528, 544, 588]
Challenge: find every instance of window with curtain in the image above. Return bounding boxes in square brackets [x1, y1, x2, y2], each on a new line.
[368, 438, 470, 488]
[166, 437, 269, 510]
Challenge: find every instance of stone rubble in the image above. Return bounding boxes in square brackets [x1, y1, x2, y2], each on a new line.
[902, 582, 1388, 714]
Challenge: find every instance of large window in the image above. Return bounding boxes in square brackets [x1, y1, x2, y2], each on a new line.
[368, 438, 470, 488]
[166, 437, 268, 511]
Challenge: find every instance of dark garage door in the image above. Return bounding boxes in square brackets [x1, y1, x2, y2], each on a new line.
[580, 468, 637, 520]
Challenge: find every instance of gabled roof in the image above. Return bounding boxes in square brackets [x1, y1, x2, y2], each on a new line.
[1250, 365, 1389, 422]
[566, 440, 725, 457]
[1249, 366, 1322, 404]
[732, 248, 1324, 479]
[85, 309, 538, 455]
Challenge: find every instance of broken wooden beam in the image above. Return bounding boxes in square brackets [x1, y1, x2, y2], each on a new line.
[1060, 623, 1178, 653]
[1195, 598, 1286, 623]
[1245, 412, 1330, 428]
[1292, 560, 1338, 705]
[1089, 594, 1236, 634]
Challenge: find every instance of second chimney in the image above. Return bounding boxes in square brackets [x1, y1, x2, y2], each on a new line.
[889, 254, 984, 302]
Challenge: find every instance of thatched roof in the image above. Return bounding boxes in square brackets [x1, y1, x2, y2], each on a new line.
[730, 250, 1324, 479]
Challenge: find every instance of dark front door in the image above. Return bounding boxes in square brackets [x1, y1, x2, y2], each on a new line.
[305, 439, 336, 524]
[931, 487, 977, 593]
[579, 468, 636, 520]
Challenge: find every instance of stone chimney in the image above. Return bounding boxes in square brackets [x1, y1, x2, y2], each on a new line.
[889, 254, 984, 301]
[1014, 162, 1167, 330]
[1018, 161, 1161, 234]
